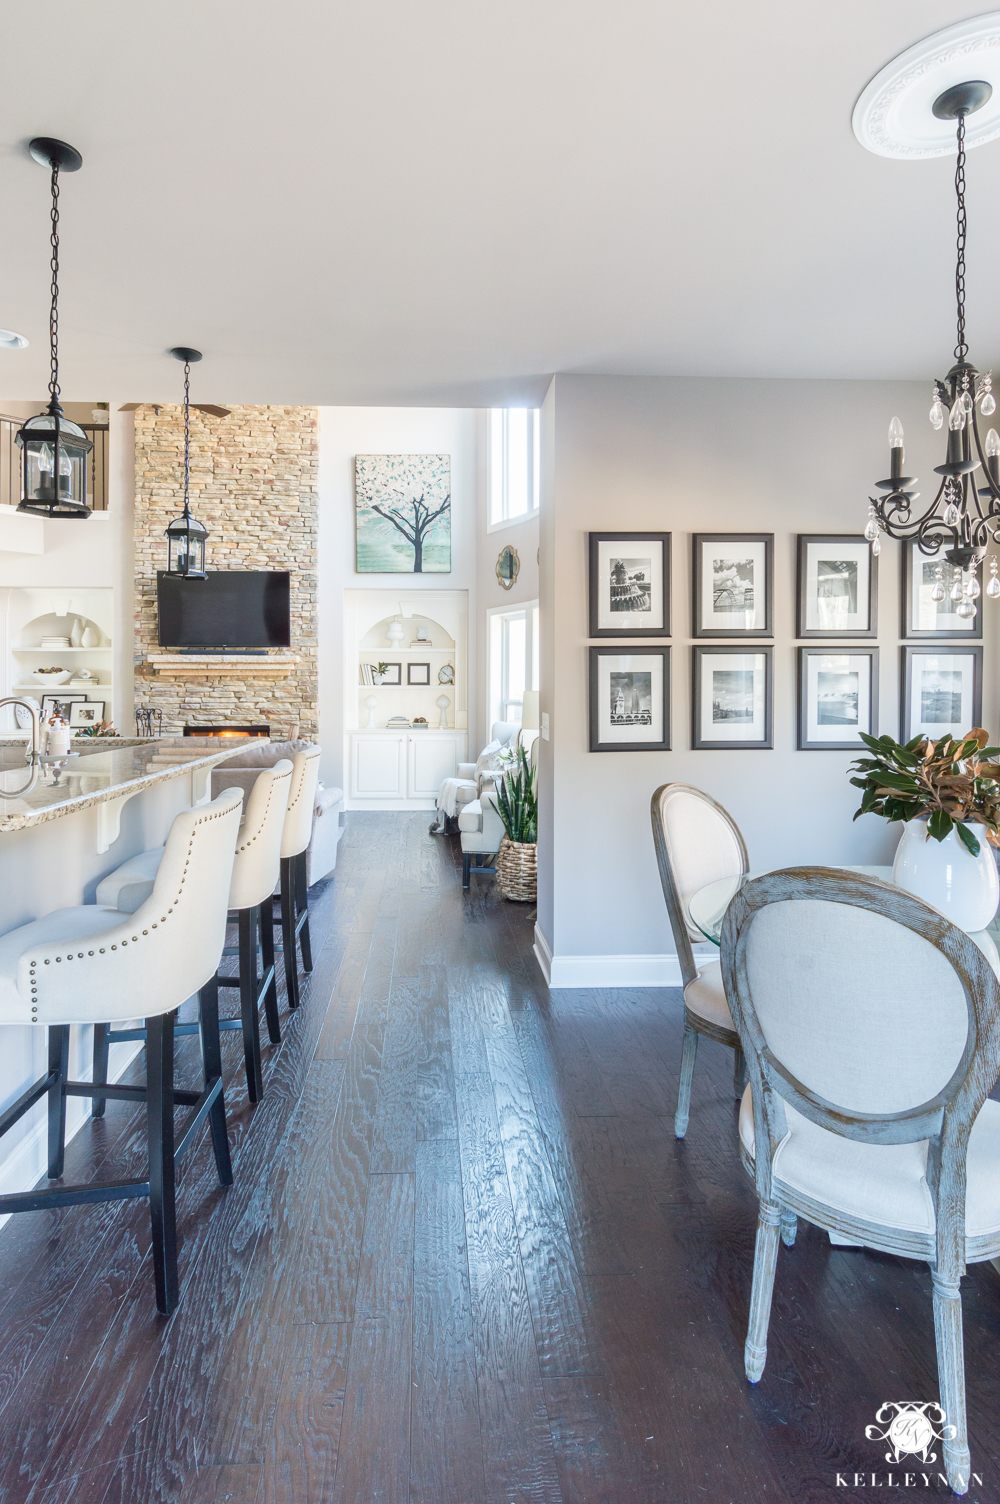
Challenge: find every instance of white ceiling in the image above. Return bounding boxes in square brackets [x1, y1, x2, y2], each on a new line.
[1, 1, 999, 407]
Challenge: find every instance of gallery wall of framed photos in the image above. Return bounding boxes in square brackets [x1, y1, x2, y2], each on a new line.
[585, 525, 994, 755]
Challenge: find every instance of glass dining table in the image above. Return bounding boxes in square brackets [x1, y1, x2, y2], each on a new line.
[689, 864, 1000, 974]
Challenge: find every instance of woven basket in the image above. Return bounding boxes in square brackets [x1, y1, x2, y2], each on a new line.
[497, 836, 537, 902]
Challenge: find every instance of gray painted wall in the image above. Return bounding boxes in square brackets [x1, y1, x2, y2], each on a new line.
[536, 373, 999, 977]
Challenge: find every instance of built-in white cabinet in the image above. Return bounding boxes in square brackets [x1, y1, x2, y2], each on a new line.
[347, 729, 467, 809]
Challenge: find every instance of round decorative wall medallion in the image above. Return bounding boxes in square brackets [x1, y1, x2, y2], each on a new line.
[853, 14, 1000, 159]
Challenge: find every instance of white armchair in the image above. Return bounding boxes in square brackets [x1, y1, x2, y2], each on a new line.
[458, 732, 538, 889]
[429, 720, 522, 835]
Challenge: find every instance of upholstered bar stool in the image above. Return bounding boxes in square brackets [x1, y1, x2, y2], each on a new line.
[273, 747, 321, 1011]
[0, 788, 243, 1314]
[93, 761, 293, 1102]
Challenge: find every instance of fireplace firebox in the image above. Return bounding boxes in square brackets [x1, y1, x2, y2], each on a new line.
[183, 725, 270, 738]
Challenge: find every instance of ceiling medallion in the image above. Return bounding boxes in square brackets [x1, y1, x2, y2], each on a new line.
[853, 13, 1000, 159]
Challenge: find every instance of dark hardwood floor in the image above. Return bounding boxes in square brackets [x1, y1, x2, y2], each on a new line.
[1, 812, 999, 1503]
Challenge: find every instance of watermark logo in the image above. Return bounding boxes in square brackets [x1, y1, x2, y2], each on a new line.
[865, 1402, 956, 1466]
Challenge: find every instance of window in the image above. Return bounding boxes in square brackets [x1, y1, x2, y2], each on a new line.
[488, 600, 538, 726]
[488, 408, 540, 529]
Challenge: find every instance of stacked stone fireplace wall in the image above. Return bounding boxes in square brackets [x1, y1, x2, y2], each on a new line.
[133, 404, 318, 738]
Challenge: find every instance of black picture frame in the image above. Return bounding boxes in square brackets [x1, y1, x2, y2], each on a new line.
[407, 662, 431, 685]
[900, 645, 984, 743]
[40, 692, 86, 721]
[901, 540, 984, 640]
[692, 646, 773, 750]
[796, 535, 877, 638]
[380, 662, 402, 685]
[588, 531, 671, 638]
[588, 645, 670, 752]
[692, 533, 773, 638]
[796, 647, 879, 751]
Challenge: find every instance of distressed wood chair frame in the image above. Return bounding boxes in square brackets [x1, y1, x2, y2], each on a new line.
[650, 782, 748, 1139]
[721, 867, 1000, 1496]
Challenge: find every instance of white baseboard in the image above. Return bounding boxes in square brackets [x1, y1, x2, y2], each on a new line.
[533, 924, 715, 989]
[0, 1036, 144, 1231]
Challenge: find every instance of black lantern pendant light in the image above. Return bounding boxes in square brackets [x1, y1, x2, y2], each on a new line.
[866, 81, 1000, 616]
[164, 347, 210, 578]
[16, 138, 93, 519]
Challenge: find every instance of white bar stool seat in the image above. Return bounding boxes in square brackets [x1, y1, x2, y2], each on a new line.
[93, 762, 293, 1102]
[0, 787, 243, 1315]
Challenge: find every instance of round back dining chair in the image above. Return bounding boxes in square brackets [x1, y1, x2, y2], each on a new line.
[650, 783, 748, 1138]
[721, 866, 1000, 1497]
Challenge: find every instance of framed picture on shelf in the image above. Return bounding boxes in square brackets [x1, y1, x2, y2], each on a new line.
[588, 532, 670, 638]
[901, 540, 983, 639]
[407, 662, 431, 686]
[692, 533, 772, 637]
[797, 647, 878, 751]
[797, 535, 877, 637]
[380, 662, 402, 685]
[69, 700, 106, 728]
[900, 646, 983, 743]
[40, 693, 86, 722]
[692, 646, 773, 750]
[588, 646, 670, 752]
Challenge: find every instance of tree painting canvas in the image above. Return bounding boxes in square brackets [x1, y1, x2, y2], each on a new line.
[355, 454, 451, 573]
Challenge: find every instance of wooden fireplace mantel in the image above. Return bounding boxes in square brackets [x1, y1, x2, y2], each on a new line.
[142, 653, 300, 680]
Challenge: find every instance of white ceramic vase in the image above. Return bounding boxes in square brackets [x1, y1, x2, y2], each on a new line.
[892, 818, 1000, 933]
[81, 624, 99, 648]
[69, 617, 83, 648]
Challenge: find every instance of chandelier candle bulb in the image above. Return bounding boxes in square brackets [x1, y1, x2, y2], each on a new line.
[889, 417, 904, 479]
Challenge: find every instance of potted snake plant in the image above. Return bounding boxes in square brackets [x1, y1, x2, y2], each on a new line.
[494, 743, 538, 902]
[849, 728, 1000, 931]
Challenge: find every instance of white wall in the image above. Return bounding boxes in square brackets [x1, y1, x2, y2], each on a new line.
[537, 374, 1000, 985]
[317, 407, 477, 789]
[474, 409, 539, 751]
[0, 405, 134, 733]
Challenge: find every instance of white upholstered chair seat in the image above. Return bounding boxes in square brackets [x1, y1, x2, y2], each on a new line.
[739, 1086, 1000, 1243]
[683, 958, 735, 1033]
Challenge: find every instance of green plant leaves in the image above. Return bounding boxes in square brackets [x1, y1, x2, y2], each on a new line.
[496, 743, 538, 844]
[849, 728, 1000, 851]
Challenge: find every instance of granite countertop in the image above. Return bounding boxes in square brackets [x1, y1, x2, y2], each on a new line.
[0, 740, 249, 833]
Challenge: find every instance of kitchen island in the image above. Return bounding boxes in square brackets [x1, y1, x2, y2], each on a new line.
[0, 737, 252, 1216]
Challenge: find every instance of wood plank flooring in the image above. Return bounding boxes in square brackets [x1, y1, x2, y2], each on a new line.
[1, 812, 1000, 1503]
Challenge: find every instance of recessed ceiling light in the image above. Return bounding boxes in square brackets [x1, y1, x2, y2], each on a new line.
[0, 329, 28, 349]
[854, 14, 1000, 159]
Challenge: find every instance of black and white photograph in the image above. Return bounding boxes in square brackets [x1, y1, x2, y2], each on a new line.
[407, 662, 431, 685]
[589, 646, 669, 751]
[692, 646, 773, 749]
[68, 700, 106, 728]
[692, 534, 772, 636]
[589, 532, 670, 637]
[902, 540, 983, 639]
[797, 647, 878, 750]
[901, 645, 983, 742]
[797, 535, 876, 637]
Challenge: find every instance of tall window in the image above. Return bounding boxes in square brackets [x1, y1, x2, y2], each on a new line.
[488, 408, 540, 529]
[488, 601, 539, 726]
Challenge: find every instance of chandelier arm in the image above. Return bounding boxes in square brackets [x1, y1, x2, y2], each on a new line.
[874, 475, 946, 536]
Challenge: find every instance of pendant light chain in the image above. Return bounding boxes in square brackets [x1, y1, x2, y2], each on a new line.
[183, 360, 191, 517]
[954, 110, 968, 365]
[48, 162, 61, 404]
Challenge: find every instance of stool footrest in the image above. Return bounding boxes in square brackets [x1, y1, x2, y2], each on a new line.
[175, 1078, 223, 1163]
[0, 1178, 150, 1214]
[0, 1071, 58, 1139]
[63, 1080, 201, 1107]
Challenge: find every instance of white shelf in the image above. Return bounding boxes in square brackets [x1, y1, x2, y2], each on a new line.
[14, 646, 112, 653]
[14, 681, 112, 693]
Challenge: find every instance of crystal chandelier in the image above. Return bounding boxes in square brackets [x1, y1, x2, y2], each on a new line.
[866, 81, 1000, 619]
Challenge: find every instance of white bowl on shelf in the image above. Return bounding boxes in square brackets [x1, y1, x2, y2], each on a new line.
[31, 668, 72, 686]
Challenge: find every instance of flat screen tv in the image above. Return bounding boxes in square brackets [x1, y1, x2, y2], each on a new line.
[157, 571, 291, 648]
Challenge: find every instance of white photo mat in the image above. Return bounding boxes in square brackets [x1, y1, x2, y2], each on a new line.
[801, 539, 872, 634]
[906, 541, 981, 636]
[698, 651, 767, 744]
[595, 540, 665, 633]
[906, 651, 978, 740]
[595, 652, 665, 745]
[698, 539, 768, 633]
[803, 653, 871, 746]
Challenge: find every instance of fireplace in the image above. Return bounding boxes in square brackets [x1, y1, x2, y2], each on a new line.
[183, 725, 270, 738]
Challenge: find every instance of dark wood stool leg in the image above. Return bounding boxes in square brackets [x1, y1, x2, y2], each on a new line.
[238, 906, 264, 1103]
[91, 1022, 110, 1120]
[295, 850, 313, 972]
[260, 899, 281, 1044]
[47, 1026, 70, 1179]
[146, 1011, 179, 1316]
[198, 978, 233, 1187]
[462, 852, 471, 890]
[279, 856, 300, 1010]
